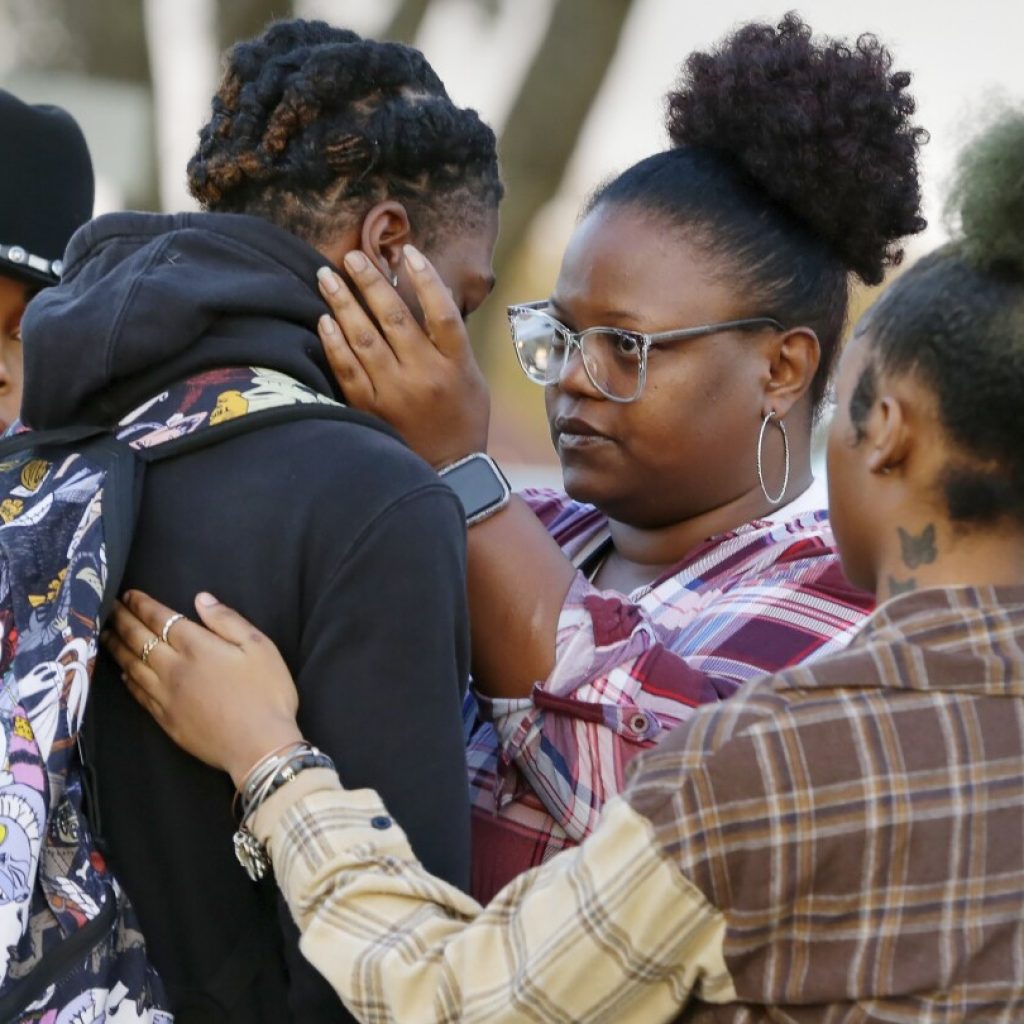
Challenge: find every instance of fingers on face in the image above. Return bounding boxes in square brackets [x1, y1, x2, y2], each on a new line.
[341, 251, 422, 360]
[315, 261, 399, 378]
[401, 245, 466, 358]
[319, 314, 375, 406]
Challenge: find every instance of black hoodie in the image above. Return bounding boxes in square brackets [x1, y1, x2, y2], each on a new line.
[22, 213, 471, 1022]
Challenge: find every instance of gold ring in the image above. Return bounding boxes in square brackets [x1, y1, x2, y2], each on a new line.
[140, 636, 161, 664]
[161, 613, 185, 644]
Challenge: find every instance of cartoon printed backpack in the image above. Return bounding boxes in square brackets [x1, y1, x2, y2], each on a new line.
[0, 367, 392, 1022]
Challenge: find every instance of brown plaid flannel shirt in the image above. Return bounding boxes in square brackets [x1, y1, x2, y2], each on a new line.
[254, 584, 1024, 1022]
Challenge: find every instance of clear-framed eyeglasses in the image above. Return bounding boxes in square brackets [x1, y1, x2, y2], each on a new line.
[507, 300, 787, 403]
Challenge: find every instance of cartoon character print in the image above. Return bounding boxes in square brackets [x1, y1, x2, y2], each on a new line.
[0, 366, 337, 1016]
[0, 774, 46, 966]
[118, 366, 336, 442]
[206, 368, 338, 426]
[0, 780, 44, 906]
[26, 983, 174, 1023]
[0, 499, 24, 524]
[9, 478, 105, 660]
[115, 412, 208, 449]
[236, 367, 338, 411]
[18, 637, 93, 766]
[208, 390, 248, 424]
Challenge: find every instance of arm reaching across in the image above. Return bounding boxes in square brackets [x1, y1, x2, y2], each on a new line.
[105, 591, 730, 1024]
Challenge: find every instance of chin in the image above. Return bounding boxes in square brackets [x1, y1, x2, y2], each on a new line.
[562, 468, 659, 527]
[561, 466, 602, 505]
[560, 464, 622, 513]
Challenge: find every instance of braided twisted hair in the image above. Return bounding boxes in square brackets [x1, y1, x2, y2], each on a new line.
[188, 19, 503, 248]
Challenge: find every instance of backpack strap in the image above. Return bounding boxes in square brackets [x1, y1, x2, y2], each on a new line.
[134, 401, 399, 464]
[0, 422, 110, 458]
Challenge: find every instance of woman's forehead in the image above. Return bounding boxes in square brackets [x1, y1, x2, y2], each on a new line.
[554, 205, 752, 329]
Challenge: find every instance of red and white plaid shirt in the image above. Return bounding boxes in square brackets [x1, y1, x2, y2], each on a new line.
[466, 486, 874, 901]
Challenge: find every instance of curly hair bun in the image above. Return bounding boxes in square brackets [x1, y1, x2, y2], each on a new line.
[666, 12, 927, 285]
[948, 110, 1024, 278]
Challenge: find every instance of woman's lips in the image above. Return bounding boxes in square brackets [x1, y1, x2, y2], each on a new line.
[554, 416, 613, 450]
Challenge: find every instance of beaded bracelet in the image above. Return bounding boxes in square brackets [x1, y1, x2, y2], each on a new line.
[232, 743, 336, 882]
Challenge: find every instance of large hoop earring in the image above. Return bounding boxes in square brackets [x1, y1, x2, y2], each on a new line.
[757, 411, 790, 505]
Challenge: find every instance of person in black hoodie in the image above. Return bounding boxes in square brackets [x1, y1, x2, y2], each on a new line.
[19, 20, 502, 1024]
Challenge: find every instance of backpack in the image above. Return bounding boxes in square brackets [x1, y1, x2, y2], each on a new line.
[0, 366, 392, 1021]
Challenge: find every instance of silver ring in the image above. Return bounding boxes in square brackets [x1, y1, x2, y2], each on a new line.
[161, 613, 185, 644]
[140, 636, 161, 664]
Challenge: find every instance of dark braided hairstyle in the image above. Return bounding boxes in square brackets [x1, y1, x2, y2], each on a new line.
[587, 12, 928, 409]
[188, 19, 503, 249]
[853, 110, 1024, 525]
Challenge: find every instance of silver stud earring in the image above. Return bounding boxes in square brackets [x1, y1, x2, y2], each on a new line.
[756, 410, 790, 505]
[378, 258, 398, 288]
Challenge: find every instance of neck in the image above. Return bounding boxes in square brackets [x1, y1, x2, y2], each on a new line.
[876, 517, 1024, 601]
[604, 460, 814, 588]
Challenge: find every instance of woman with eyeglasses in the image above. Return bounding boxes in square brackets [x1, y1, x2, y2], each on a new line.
[118, 14, 927, 904]
[348, 14, 926, 901]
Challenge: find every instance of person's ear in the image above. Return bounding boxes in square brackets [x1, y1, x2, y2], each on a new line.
[864, 394, 911, 475]
[359, 201, 413, 281]
[763, 327, 821, 418]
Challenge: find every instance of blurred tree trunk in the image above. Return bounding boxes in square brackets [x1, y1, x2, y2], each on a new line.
[382, 0, 432, 43]
[216, 0, 293, 51]
[494, 0, 634, 274]
[474, 0, 636, 368]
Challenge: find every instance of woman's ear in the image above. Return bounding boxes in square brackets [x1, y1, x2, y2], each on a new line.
[763, 327, 821, 418]
[864, 394, 911, 475]
[359, 201, 413, 280]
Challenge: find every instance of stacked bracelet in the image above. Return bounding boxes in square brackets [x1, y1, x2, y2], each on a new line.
[232, 741, 336, 882]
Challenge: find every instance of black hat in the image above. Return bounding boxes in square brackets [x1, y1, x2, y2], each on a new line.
[0, 89, 95, 289]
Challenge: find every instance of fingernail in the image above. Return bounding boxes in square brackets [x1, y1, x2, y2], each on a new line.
[196, 592, 219, 607]
[122, 591, 133, 606]
[403, 245, 426, 272]
[317, 267, 340, 294]
[344, 250, 368, 273]
[319, 314, 339, 337]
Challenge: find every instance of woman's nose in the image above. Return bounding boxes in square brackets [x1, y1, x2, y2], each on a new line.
[555, 339, 602, 398]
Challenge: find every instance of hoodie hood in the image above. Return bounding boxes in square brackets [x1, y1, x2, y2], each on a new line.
[21, 211, 344, 429]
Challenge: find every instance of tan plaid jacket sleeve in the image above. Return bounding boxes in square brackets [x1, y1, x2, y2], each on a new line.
[252, 769, 735, 1023]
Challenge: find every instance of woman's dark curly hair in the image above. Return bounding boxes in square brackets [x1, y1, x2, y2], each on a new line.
[853, 110, 1024, 525]
[187, 19, 503, 249]
[588, 12, 928, 408]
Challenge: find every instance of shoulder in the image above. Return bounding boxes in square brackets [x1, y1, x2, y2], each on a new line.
[624, 634, 889, 831]
[519, 487, 608, 552]
[251, 414, 445, 498]
[181, 413, 463, 548]
[719, 510, 870, 606]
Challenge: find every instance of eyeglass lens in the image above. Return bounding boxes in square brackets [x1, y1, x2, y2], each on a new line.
[511, 309, 643, 401]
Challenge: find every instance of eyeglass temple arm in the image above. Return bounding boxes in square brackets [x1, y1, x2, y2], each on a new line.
[648, 317, 786, 345]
